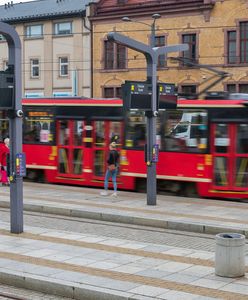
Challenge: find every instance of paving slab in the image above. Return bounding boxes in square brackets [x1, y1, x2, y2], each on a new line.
[0, 183, 247, 298]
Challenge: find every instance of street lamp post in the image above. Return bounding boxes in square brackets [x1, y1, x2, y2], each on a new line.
[108, 16, 188, 205]
[122, 14, 160, 205]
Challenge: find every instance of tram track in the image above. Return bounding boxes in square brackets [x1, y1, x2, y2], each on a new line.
[0, 207, 217, 253]
[0, 206, 215, 241]
[0, 182, 247, 250]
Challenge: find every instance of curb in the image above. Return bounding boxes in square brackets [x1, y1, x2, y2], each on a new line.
[0, 269, 138, 300]
[0, 199, 246, 237]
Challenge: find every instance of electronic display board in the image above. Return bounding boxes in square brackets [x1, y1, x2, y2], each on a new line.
[0, 65, 14, 109]
[122, 81, 177, 111]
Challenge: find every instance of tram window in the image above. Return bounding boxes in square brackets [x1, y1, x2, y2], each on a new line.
[235, 157, 248, 187]
[23, 117, 54, 144]
[124, 110, 208, 152]
[214, 124, 229, 153]
[158, 110, 208, 153]
[95, 121, 105, 147]
[110, 122, 121, 145]
[58, 148, 69, 173]
[94, 150, 104, 176]
[214, 157, 228, 186]
[59, 120, 69, 145]
[125, 111, 146, 148]
[237, 124, 248, 153]
[73, 121, 84, 146]
[73, 149, 82, 174]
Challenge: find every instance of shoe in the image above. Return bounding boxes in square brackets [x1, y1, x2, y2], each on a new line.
[111, 192, 117, 197]
[100, 191, 108, 196]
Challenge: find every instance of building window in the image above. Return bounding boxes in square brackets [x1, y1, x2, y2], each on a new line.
[30, 59, 40, 78]
[226, 83, 248, 93]
[179, 85, 197, 98]
[239, 84, 248, 93]
[240, 22, 248, 63]
[182, 34, 197, 62]
[54, 22, 72, 35]
[227, 31, 237, 64]
[226, 84, 236, 93]
[103, 87, 121, 98]
[25, 25, 43, 38]
[155, 36, 166, 68]
[0, 34, 6, 41]
[226, 21, 248, 65]
[104, 40, 126, 70]
[59, 57, 69, 77]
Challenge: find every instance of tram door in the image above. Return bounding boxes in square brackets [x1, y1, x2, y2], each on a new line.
[211, 123, 248, 190]
[57, 120, 85, 177]
[92, 120, 122, 179]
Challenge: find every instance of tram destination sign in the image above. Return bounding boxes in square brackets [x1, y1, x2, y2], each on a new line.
[122, 80, 177, 111]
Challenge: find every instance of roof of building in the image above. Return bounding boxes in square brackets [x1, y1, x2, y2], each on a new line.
[0, 0, 93, 23]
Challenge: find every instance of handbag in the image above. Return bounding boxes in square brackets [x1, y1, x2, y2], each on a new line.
[108, 164, 116, 171]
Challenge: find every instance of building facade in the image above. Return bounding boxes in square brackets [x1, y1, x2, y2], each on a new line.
[0, 0, 92, 98]
[90, 0, 248, 98]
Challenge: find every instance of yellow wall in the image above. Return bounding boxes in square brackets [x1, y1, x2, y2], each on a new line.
[92, 0, 248, 97]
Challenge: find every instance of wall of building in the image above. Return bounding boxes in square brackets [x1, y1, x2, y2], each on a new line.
[92, 0, 248, 98]
[0, 16, 91, 98]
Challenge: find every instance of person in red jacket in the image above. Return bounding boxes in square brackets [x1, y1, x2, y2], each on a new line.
[0, 137, 10, 186]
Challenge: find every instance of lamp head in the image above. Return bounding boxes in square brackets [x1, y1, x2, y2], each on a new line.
[152, 13, 161, 20]
[122, 16, 131, 22]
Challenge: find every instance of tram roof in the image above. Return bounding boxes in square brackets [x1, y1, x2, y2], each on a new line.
[22, 97, 123, 107]
[177, 99, 248, 108]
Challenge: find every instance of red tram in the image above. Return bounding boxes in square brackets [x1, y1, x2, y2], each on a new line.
[7, 97, 247, 199]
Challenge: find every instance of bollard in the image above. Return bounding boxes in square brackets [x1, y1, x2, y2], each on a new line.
[215, 233, 245, 278]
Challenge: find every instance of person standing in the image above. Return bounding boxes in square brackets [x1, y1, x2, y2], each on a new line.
[100, 142, 119, 197]
[0, 137, 10, 186]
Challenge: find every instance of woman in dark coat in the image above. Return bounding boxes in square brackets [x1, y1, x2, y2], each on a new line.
[100, 142, 119, 197]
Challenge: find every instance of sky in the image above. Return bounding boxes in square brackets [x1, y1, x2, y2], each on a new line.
[0, 0, 36, 5]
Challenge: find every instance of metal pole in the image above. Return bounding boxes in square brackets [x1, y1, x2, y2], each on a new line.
[0, 22, 23, 233]
[107, 31, 188, 207]
[146, 21, 157, 205]
[8, 29, 23, 234]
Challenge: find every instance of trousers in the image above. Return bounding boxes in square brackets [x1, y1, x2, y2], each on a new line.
[104, 168, 118, 192]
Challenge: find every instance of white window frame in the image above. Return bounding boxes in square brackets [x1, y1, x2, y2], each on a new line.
[54, 22, 72, 35]
[30, 59, 40, 78]
[59, 57, 69, 77]
[25, 25, 43, 38]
